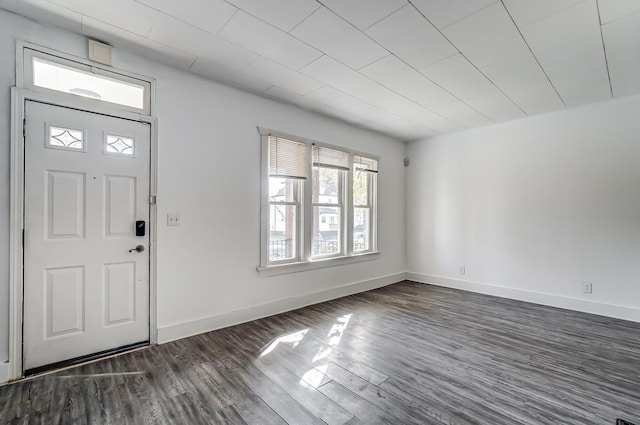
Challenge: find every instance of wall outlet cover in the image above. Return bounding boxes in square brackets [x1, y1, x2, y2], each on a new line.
[167, 213, 181, 226]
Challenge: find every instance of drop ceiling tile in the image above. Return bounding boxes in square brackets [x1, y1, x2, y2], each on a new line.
[429, 100, 494, 127]
[442, 2, 528, 68]
[356, 87, 461, 133]
[317, 105, 371, 127]
[300, 55, 378, 96]
[556, 79, 612, 106]
[149, 13, 256, 70]
[242, 57, 324, 95]
[610, 76, 640, 98]
[520, 1, 611, 106]
[264, 86, 327, 110]
[219, 10, 322, 70]
[481, 52, 564, 115]
[360, 55, 457, 107]
[602, 12, 640, 97]
[598, 0, 640, 24]
[1, 0, 82, 32]
[306, 86, 434, 137]
[81, 16, 197, 70]
[135, 0, 236, 34]
[465, 90, 526, 122]
[365, 5, 457, 70]
[48, 0, 157, 36]
[602, 10, 640, 52]
[224, 0, 320, 32]
[421, 54, 496, 100]
[502, 0, 585, 27]
[319, 0, 407, 30]
[190, 58, 273, 93]
[290, 7, 389, 70]
[410, 0, 496, 28]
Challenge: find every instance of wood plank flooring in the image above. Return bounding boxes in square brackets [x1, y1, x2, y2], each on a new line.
[1, 280, 639, 424]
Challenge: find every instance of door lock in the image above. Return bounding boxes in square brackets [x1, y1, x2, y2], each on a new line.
[129, 245, 145, 253]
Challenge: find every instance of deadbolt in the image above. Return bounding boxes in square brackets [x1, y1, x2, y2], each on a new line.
[129, 245, 145, 253]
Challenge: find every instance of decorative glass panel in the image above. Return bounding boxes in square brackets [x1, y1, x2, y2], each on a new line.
[48, 126, 85, 150]
[105, 135, 135, 156]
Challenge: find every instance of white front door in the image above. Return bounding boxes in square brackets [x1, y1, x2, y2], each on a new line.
[23, 100, 151, 371]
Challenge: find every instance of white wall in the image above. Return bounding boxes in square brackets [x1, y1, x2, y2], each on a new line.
[407, 95, 640, 321]
[0, 10, 406, 366]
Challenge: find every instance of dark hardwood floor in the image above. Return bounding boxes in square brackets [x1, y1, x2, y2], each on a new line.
[1, 280, 639, 424]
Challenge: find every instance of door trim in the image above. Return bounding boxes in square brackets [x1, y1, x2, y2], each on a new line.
[9, 87, 159, 381]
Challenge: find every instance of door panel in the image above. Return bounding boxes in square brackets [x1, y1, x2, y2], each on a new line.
[24, 100, 151, 371]
[45, 266, 85, 337]
[46, 171, 86, 239]
[104, 262, 136, 326]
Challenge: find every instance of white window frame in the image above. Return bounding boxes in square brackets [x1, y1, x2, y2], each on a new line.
[258, 128, 380, 276]
[352, 157, 378, 255]
[267, 178, 303, 265]
[311, 160, 346, 260]
[19, 43, 153, 115]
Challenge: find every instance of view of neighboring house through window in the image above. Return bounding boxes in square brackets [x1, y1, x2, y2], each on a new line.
[312, 146, 348, 258]
[261, 131, 378, 269]
[267, 136, 306, 263]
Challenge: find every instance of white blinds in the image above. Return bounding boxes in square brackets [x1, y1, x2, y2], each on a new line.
[354, 155, 378, 173]
[268, 136, 308, 179]
[313, 145, 349, 171]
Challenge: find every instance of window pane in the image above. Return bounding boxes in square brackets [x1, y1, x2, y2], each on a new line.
[269, 205, 296, 261]
[313, 167, 341, 204]
[33, 57, 145, 109]
[312, 206, 341, 257]
[269, 177, 297, 202]
[353, 169, 368, 206]
[354, 208, 370, 252]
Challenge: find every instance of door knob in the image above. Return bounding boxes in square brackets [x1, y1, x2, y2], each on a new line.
[129, 245, 145, 253]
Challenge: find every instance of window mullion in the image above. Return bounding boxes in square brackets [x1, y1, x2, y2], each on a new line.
[302, 144, 313, 262]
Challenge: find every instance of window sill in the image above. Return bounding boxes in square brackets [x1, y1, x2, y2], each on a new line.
[257, 251, 380, 277]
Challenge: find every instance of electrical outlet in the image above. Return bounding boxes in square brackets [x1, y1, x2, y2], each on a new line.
[167, 213, 181, 226]
[582, 282, 593, 294]
[459, 266, 466, 275]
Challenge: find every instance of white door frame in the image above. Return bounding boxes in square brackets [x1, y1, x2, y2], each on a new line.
[9, 87, 159, 381]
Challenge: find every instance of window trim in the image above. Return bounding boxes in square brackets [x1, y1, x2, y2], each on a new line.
[258, 127, 379, 274]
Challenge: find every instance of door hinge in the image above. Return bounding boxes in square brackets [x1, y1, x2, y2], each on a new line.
[22, 229, 24, 247]
[149, 195, 157, 205]
[23, 118, 26, 138]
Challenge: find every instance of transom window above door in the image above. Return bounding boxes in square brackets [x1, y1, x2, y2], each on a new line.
[22, 46, 152, 115]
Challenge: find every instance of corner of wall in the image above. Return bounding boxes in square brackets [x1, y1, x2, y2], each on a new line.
[0, 362, 9, 385]
[407, 272, 640, 324]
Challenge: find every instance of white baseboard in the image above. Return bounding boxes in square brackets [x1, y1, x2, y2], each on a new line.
[158, 272, 406, 343]
[406, 272, 640, 323]
[0, 363, 9, 385]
